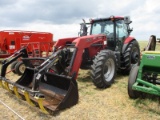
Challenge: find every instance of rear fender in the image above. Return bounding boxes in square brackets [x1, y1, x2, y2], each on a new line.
[122, 37, 136, 53]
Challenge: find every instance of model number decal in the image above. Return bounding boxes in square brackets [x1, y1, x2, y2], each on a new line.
[86, 38, 92, 42]
[147, 55, 155, 59]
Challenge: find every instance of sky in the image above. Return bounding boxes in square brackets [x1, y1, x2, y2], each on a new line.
[0, 0, 160, 40]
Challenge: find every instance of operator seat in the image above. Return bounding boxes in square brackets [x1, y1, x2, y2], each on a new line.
[107, 33, 114, 39]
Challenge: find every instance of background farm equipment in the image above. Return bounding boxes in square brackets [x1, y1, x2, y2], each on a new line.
[0, 47, 78, 114]
[11, 42, 53, 75]
[144, 35, 156, 51]
[0, 30, 53, 58]
[128, 35, 160, 99]
[0, 30, 54, 75]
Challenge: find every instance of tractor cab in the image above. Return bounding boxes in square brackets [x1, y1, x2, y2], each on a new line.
[80, 16, 132, 51]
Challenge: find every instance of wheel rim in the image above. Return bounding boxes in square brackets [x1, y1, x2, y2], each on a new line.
[103, 58, 115, 82]
[19, 64, 26, 74]
[131, 47, 139, 64]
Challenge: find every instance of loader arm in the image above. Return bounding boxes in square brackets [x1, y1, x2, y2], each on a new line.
[1, 48, 28, 77]
[69, 34, 106, 78]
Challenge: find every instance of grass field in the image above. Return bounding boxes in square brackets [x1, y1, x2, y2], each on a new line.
[1, 41, 160, 120]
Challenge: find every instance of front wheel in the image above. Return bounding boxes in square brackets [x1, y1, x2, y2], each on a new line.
[128, 65, 140, 99]
[90, 50, 117, 88]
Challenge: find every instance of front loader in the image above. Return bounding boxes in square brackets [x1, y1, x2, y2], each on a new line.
[0, 47, 78, 114]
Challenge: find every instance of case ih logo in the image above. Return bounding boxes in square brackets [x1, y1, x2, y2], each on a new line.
[23, 35, 30, 40]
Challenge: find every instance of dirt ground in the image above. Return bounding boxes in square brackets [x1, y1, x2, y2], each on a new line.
[1, 70, 160, 120]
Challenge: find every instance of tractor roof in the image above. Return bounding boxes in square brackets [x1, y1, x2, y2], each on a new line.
[91, 16, 124, 22]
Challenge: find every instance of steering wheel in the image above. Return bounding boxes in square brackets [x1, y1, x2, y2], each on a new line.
[104, 30, 109, 35]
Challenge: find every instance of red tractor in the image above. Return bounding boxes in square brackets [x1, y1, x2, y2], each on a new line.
[52, 16, 140, 88]
[0, 16, 140, 114]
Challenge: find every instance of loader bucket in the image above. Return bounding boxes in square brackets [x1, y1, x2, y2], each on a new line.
[1, 67, 79, 114]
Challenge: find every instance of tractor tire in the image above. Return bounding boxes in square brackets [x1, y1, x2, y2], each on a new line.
[15, 61, 26, 75]
[123, 40, 140, 74]
[128, 65, 140, 99]
[10, 61, 18, 74]
[90, 50, 117, 88]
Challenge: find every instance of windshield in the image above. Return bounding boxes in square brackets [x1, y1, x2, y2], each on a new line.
[90, 20, 128, 38]
[91, 21, 113, 36]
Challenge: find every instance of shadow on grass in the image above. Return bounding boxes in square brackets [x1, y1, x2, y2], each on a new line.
[77, 76, 92, 83]
[77, 70, 129, 92]
[77, 70, 129, 82]
[93, 85, 113, 91]
[112, 73, 129, 86]
[134, 94, 160, 115]
[77, 69, 92, 83]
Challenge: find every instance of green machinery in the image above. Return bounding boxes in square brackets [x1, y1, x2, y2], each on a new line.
[128, 35, 160, 98]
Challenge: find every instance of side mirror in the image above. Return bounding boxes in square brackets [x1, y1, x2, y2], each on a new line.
[124, 16, 132, 24]
[128, 27, 133, 33]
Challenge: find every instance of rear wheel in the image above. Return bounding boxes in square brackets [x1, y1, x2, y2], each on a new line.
[90, 50, 117, 88]
[128, 65, 140, 99]
[15, 61, 26, 75]
[123, 40, 140, 73]
[10, 61, 18, 74]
